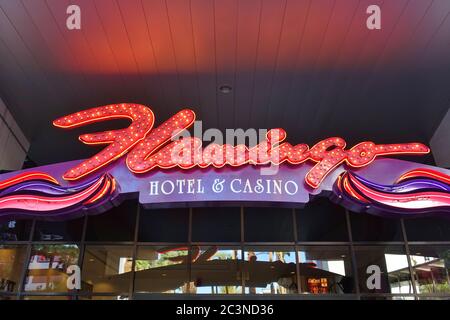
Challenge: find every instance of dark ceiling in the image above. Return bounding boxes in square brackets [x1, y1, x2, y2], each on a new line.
[0, 0, 449, 166]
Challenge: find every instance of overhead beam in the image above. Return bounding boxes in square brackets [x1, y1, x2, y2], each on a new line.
[0, 97, 30, 171]
[430, 108, 450, 168]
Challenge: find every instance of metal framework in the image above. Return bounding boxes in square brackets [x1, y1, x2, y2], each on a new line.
[1, 203, 449, 300]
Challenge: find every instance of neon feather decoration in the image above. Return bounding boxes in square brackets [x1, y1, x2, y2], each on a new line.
[0, 172, 120, 221]
[334, 168, 450, 215]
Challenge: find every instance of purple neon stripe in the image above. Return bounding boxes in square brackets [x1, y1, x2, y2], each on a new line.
[333, 171, 450, 216]
[0, 174, 119, 221]
[350, 172, 450, 193]
[0, 174, 103, 197]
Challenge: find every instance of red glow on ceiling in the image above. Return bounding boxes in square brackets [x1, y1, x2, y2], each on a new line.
[13, 0, 444, 75]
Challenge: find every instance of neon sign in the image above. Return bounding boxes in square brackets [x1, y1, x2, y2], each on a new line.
[0, 102, 448, 221]
[53, 103, 429, 188]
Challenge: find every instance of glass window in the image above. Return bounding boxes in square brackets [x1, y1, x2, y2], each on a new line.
[0, 245, 27, 293]
[244, 207, 294, 242]
[349, 212, 403, 242]
[78, 294, 129, 300]
[243, 246, 297, 294]
[85, 200, 137, 241]
[404, 216, 450, 241]
[296, 199, 348, 241]
[134, 246, 189, 294]
[360, 295, 414, 300]
[408, 245, 450, 295]
[81, 245, 133, 293]
[192, 207, 240, 242]
[22, 295, 76, 300]
[0, 219, 33, 241]
[23, 244, 79, 293]
[354, 246, 413, 294]
[191, 246, 243, 294]
[139, 207, 189, 242]
[297, 246, 354, 294]
[33, 217, 84, 241]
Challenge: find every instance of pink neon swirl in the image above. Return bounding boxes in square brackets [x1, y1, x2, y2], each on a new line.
[0, 176, 104, 212]
[349, 174, 450, 209]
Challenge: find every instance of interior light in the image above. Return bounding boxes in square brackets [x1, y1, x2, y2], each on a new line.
[219, 85, 232, 94]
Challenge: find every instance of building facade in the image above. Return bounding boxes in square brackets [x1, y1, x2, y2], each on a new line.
[1, 188, 450, 300]
[0, 1, 450, 301]
[0, 102, 449, 300]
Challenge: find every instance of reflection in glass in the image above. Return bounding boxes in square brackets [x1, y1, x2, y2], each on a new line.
[85, 200, 137, 241]
[404, 217, 450, 241]
[33, 218, 84, 241]
[0, 245, 27, 293]
[360, 295, 415, 300]
[0, 220, 32, 241]
[191, 246, 242, 294]
[22, 295, 76, 300]
[82, 246, 133, 293]
[409, 246, 450, 294]
[297, 246, 353, 294]
[139, 207, 189, 242]
[296, 199, 348, 241]
[192, 207, 241, 242]
[349, 212, 403, 241]
[244, 246, 297, 294]
[244, 207, 294, 242]
[78, 295, 129, 300]
[134, 246, 189, 293]
[24, 245, 79, 293]
[354, 246, 413, 294]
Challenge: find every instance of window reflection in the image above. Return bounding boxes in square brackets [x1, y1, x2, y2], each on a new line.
[349, 212, 403, 241]
[409, 246, 450, 294]
[354, 246, 413, 294]
[22, 295, 76, 300]
[404, 217, 450, 241]
[138, 207, 189, 242]
[0, 220, 32, 241]
[191, 246, 242, 294]
[192, 207, 241, 242]
[78, 294, 129, 300]
[85, 200, 137, 241]
[360, 295, 415, 300]
[134, 246, 189, 294]
[296, 199, 348, 241]
[244, 246, 297, 294]
[244, 207, 294, 242]
[82, 246, 133, 293]
[33, 218, 84, 241]
[297, 246, 354, 294]
[24, 245, 79, 293]
[0, 245, 27, 293]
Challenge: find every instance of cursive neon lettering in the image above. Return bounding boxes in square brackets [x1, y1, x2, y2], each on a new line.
[54, 104, 430, 188]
